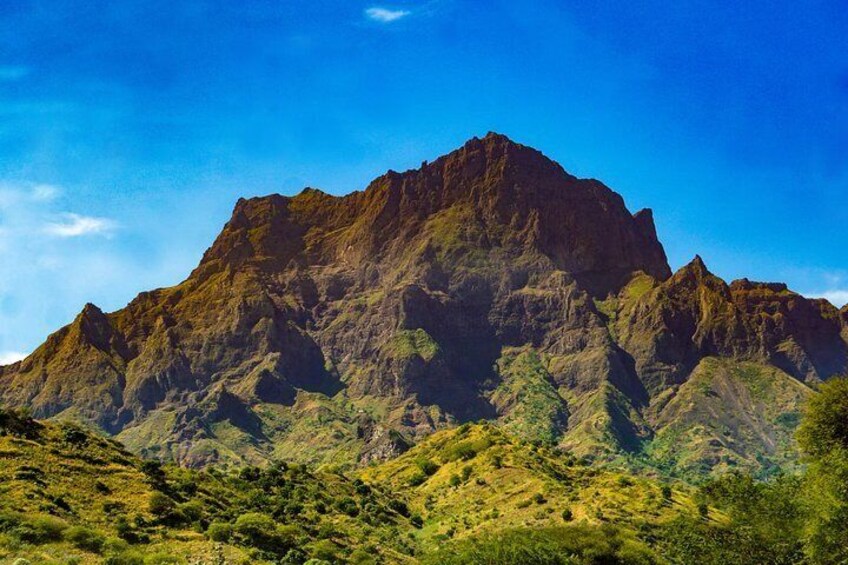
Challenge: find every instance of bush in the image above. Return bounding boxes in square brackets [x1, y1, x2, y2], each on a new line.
[335, 497, 359, 517]
[349, 548, 377, 565]
[13, 515, 67, 544]
[416, 458, 440, 476]
[422, 525, 656, 565]
[492, 454, 503, 469]
[148, 492, 176, 518]
[0, 511, 22, 532]
[178, 500, 204, 522]
[104, 550, 145, 565]
[115, 516, 148, 544]
[140, 460, 165, 483]
[388, 499, 410, 517]
[449, 475, 462, 488]
[408, 471, 427, 486]
[234, 512, 283, 550]
[461, 466, 473, 482]
[281, 548, 308, 564]
[311, 539, 339, 561]
[446, 442, 477, 462]
[561, 508, 573, 521]
[206, 520, 233, 542]
[65, 525, 106, 553]
[62, 426, 88, 445]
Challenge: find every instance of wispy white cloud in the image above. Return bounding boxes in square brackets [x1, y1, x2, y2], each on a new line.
[44, 213, 117, 238]
[0, 66, 29, 82]
[812, 290, 848, 307]
[365, 7, 410, 23]
[0, 351, 26, 365]
[32, 184, 60, 201]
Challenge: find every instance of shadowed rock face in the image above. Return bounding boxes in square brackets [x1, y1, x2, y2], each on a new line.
[0, 133, 845, 470]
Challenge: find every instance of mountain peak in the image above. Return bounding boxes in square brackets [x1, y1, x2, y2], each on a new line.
[683, 254, 709, 275]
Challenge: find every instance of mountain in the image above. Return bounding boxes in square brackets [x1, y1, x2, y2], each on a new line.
[1, 133, 845, 475]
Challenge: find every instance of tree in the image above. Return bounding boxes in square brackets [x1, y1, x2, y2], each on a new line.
[798, 377, 848, 458]
[233, 512, 278, 549]
[148, 492, 176, 519]
[796, 377, 848, 564]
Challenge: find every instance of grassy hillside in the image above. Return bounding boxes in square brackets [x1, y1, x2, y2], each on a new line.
[9, 407, 818, 564]
[359, 423, 706, 552]
[0, 409, 417, 564]
[641, 358, 812, 479]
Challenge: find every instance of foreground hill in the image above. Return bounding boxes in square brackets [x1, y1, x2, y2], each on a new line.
[0, 409, 418, 563]
[1, 410, 710, 564]
[0, 133, 845, 476]
[360, 423, 702, 548]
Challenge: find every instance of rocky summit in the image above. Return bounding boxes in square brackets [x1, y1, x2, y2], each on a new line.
[1, 133, 845, 474]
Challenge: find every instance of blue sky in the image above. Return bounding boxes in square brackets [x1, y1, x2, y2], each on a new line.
[0, 1, 846, 361]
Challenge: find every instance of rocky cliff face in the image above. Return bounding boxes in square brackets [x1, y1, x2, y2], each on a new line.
[1, 133, 845, 473]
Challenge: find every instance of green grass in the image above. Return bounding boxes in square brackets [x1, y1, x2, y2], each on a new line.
[384, 329, 440, 362]
[489, 349, 568, 445]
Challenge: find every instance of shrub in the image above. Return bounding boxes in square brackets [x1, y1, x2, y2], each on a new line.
[13, 515, 67, 544]
[661, 485, 673, 500]
[0, 511, 22, 532]
[335, 497, 359, 517]
[65, 525, 106, 553]
[416, 458, 440, 476]
[206, 520, 233, 542]
[408, 471, 427, 486]
[178, 500, 204, 523]
[148, 492, 176, 518]
[140, 460, 165, 482]
[449, 475, 462, 488]
[311, 539, 339, 561]
[461, 466, 473, 482]
[388, 499, 410, 517]
[234, 512, 282, 550]
[62, 426, 88, 445]
[411, 514, 424, 528]
[104, 550, 145, 565]
[281, 548, 308, 564]
[422, 525, 656, 565]
[115, 516, 148, 544]
[446, 442, 477, 462]
[349, 548, 377, 564]
[562, 508, 574, 521]
[617, 476, 635, 487]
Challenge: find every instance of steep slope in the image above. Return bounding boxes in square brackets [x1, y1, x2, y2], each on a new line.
[0, 409, 418, 563]
[1, 133, 845, 476]
[359, 423, 703, 550]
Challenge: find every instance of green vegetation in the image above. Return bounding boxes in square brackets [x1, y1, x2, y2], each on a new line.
[490, 349, 569, 445]
[640, 357, 812, 479]
[6, 377, 848, 564]
[384, 329, 440, 362]
[422, 525, 656, 564]
[0, 408, 416, 564]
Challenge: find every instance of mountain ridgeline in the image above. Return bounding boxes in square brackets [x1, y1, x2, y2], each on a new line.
[1, 133, 846, 475]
